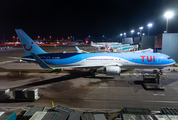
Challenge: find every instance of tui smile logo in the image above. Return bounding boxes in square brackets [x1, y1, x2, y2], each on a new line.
[23, 42, 33, 51]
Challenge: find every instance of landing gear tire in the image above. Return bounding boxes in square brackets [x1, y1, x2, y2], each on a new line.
[90, 69, 96, 77]
[91, 73, 95, 77]
[159, 69, 163, 75]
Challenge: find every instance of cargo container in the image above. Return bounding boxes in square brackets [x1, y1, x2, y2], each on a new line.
[0, 89, 10, 100]
[25, 88, 40, 100]
[13, 88, 26, 99]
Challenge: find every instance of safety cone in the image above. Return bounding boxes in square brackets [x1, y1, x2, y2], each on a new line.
[19, 71, 21, 76]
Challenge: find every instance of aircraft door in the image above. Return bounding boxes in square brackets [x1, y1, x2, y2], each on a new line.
[47, 56, 50, 63]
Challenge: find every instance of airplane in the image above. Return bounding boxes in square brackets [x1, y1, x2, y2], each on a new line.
[15, 29, 175, 77]
[84, 38, 120, 48]
[117, 46, 134, 51]
[90, 41, 105, 48]
[110, 44, 130, 49]
[84, 38, 90, 45]
[84, 38, 105, 48]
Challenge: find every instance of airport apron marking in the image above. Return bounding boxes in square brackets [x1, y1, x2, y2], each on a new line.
[23, 42, 33, 51]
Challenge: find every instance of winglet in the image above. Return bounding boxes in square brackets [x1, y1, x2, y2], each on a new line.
[75, 46, 82, 53]
[31, 53, 51, 69]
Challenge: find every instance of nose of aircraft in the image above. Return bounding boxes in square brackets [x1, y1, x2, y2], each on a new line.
[170, 59, 176, 65]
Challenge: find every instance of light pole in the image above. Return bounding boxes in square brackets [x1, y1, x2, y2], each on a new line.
[137, 32, 140, 37]
[139, 26, 143, 37]
[147, 23, 152, 36]
[88, 35, 90, 41]
[49, 36, 51, 42]
[131, 30, 134, 37]
[120, 33, 123, 43]
[124, 33, 126, 38]
[164, 11, 173, 33]
[142, 33, 145, 36]
[102, 35, 104, 42]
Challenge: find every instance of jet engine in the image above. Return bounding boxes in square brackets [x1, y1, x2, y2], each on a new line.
[105, 66, 121, 75]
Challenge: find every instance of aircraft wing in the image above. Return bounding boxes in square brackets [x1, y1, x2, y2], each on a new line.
[55, 63, 122, 69]
[9, 57, 36, 61]
[31, 53, 52, 69]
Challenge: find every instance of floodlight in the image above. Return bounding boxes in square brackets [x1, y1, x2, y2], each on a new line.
[164, 11, 173, 19]
[164, 11, 174, 32]
[147, 23, 152, 27]
[139, 27, 143, 30]
[131, 30, 134, 33]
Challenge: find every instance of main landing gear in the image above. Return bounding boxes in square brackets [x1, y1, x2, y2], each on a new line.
[89, 69, 96, 77]
[159, 69, 163, 75]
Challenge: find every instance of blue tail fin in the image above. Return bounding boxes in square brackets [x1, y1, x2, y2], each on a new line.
[15, 29, 46, 56]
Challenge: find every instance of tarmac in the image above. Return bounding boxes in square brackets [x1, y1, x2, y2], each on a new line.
[0, 45, 178, 113]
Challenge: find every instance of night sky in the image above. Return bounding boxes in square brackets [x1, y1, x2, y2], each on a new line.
[0, 0, 178, 41]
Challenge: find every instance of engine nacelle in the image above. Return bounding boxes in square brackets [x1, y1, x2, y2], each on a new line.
[106, 66, 121, 75]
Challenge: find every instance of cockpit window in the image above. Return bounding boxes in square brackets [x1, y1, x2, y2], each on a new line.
[167, 57, 171, 59]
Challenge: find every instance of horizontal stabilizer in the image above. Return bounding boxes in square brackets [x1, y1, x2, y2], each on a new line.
[31, 53, 51, 69]
[9, 57, 36, 61]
